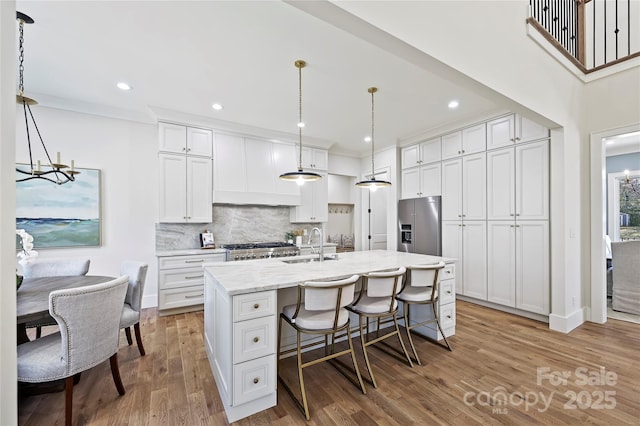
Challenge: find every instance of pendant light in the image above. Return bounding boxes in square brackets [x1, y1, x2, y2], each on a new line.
[356, 87, 391, 190]
[279, 60, 322, 185]
[15, 12, 79, 185]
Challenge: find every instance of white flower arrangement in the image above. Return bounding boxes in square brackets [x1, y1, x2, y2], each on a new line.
[16, 229, 38, 264]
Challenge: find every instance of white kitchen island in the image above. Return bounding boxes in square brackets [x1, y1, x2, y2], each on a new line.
[203, 250, 456, 423]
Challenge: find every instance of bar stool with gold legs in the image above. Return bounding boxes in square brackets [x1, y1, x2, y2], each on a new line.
[397, 261, 452, 365]
[277, 274, 366, 420]
[347, 267, 413, 388]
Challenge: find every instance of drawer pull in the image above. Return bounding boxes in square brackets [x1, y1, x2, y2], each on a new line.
[253, 303, 260, 309]
[446, 315, 452, 319]
[446, 270, 451, 274]
[184, 294, 204, 299]
[253, 337, 259, 343]
[446, 290, 452, 294]
[185, 259, 204, 263]
[185, 274, 204, 279]
[253, 378, 260, 384]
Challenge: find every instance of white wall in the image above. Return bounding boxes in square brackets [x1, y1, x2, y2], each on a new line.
[15, 107, 159, 308]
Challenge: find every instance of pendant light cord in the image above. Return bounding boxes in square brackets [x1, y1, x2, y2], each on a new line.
[369, 87, 376, 180]
[298, 63, 303, 170]
[18, 19, 25, 95]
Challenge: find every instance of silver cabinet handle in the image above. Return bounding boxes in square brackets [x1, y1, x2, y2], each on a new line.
[185, 259, 204, 263]
[185, 274, 203, 279]
[184, 294, 204, 299]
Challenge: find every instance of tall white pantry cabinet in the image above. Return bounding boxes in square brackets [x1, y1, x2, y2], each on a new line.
[401, 113, 550, 316]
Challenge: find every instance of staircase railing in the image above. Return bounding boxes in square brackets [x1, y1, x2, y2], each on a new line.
[528, 0, 639, 73]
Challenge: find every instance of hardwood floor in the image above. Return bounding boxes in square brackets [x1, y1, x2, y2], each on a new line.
[18, 300, 640, 425]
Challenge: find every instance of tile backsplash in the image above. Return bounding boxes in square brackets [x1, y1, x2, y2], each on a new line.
[156, 205, 318, 251]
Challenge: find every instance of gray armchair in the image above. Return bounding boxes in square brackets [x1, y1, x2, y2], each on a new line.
[119, 261, 149, 356]
[17, 276, 129, 426]
[22, 258, 91, 338]
[611, 240, 640, 315]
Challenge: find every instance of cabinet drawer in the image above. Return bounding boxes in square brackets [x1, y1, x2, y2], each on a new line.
[159, 285, 204, 310]
[233, 355, 276, 406]
[439, 302, 456, 329]
[441, 264, 455, 280]
[159, 254, 224, 270]
[159, 268, 205, 290]
[440, 280, 455, 305]
[233, 316, 276, 364]
[233, 291, 276, 322]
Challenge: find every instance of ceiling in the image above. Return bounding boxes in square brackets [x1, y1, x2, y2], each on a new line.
[14, 1, 506, 156]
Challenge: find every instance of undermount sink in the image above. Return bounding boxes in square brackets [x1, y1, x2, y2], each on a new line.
[282, 256, 338, 264]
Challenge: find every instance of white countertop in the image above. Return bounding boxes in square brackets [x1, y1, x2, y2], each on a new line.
[204, 250, 456, 295]
[156, 248, 228, 257]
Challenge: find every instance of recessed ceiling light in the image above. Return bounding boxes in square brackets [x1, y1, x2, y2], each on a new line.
[448, 100, 459, 109]
[116, 82, 132, 91]
[364, 136, 372, 143]
[212, 103, 223, 111]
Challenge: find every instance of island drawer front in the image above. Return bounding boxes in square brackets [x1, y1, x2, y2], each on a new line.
[441, 264, 455, 280]
[233, 354, 276, 406]
[233, 291, 276, 322]
[233, 316, 276, 364]
[440, 280, 455, 305]
[439, 302, 456, 330]
[159, 285, 204, 310]
[159, 253, 225, 270]
[159, 268, 205, 290]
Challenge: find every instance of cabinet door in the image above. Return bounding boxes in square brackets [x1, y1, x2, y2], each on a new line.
[272, 142, 299, 196]
[462, 221, 487, 300]
[420, 163, 441, 196]
[214, 133, 246, 192]
[517, 115, 548, 143]
[516, 140, 549, 220]
[186, 156, 212, 223]
[312, 148, 328, 170]
[420, 137, 441, 164]
[159, 122, 187, 153]
[245, 137, 275, 194]
[487, 221, 516, 307]
[462, 153, 486, 220]
[442, 221, 463, 294]
[487, 114, 515, 150]
[461, 123, 486, 155]
[401, 145, 420, 169]
[311, 174, 329, 222]
[187, 127, 213, 157]
[441, 158, 462, 220]
[441, 131, 463, 160]
[401, 168, 421, 199]
[487, 148, 515, 220]
[516, 221, 549, 314]
[158, 153, 187, 222]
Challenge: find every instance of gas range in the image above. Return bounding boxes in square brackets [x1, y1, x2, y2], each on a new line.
[223, 242, 300, 261]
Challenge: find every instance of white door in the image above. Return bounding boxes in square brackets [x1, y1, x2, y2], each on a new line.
[487, 221, 516, 307]
[442, 221, 463, 294]
[186, 157, 213, 223]
[401, 145, 420, 169]
[159, 122, 186, 154]
[487, 114, 515, 150]
[441, 131, 463, 160]
[420, 137, 442, 163]
[462, 221, 487, 300]
[187, 127, 213, 157]
[369, 170, 389, 250]
[441, 158, 462, 220]
[158, 153, 187, 222]
[516, 221, 550, 314]
[312, 173, 329, 222]
[517, 115, 549, 143]
[516, 140, 549, 220]
[420, 163, 442, 196]
[487, 147, 515, 220]
[461, 123, 486, 155]
[401, 168, 420, 199]
[462, 152, 486, 220]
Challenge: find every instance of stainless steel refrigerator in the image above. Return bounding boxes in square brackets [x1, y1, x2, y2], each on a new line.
[397, 196, 441, 256]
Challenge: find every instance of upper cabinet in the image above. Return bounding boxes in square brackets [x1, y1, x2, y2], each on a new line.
[486, 114, 549, 150]
[441, 124, 486, 160]
[401, 137, 441, 169]
[158, 122, 213, 223]
[301, 147, 328, 170]
[290, 173, 329, 223]
[213, 133, 300, 205]
[159, 122, 213, 157]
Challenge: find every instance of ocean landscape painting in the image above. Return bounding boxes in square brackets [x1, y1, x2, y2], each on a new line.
[16, 166, 101, 248]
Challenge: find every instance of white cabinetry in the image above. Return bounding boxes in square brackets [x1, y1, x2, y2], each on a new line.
[301, 147, 328, 170]
[158, 252, 225, 315]
[401, 137, 441, 169]
[158, 123, 213, 223]
[213, 133, 300, 205]
[442, 153, 486, 221]
[204, 284, 277, 423]
[486, 114, 549, 150]
[443, 221, 486, 300]
[290, 173, 328, 222]
[401, 162, 441, 199]
[441, 124, 486, 160]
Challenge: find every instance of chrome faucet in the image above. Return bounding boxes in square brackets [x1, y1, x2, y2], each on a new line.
[308, 227, 324, 262]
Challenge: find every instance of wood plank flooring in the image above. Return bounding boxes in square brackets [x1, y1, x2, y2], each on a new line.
[18, 300, 640, 425]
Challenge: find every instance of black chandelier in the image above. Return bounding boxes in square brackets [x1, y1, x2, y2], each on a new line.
[16, 12, 79, 185]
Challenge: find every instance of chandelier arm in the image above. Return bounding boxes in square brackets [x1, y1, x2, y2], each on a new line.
[16, 168, 72, 185]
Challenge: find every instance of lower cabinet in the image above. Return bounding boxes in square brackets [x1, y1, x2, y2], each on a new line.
[204, 283, 277, 423]
[157, 252, 225, 315]
[442, 220, 487, 300]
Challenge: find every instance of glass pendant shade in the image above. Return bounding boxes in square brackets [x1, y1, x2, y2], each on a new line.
[356, 87, 391, 190]
[279, 59, 322, 184]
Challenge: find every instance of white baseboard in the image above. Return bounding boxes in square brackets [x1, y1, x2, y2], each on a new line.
[549, 307, 586, 333]
[141, 294, 158, 309]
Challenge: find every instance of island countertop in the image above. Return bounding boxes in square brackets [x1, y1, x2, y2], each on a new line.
[204, 249, 456, 296]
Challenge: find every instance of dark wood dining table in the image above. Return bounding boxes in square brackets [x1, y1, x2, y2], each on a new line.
[17, 275, 115, 344]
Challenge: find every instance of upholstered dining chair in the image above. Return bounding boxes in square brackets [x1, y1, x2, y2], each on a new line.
[119, 261, 149, 356]
[347, 267, 413, 388]
[278, 274, 366, 420]
[17, 276, 129, 426]
[396, 262, 451, 365]
[22, 258, 91, 338]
